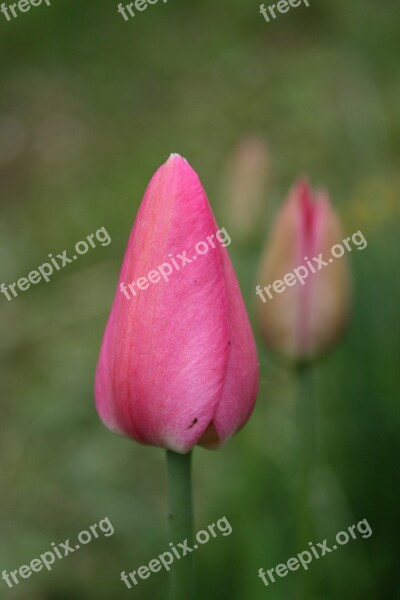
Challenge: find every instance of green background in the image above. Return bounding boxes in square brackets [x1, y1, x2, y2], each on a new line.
[0, 0, 399, 598]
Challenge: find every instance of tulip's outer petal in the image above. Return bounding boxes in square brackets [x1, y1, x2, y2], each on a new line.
[257, 182, 304, 358]
[306, 191, 351, 357]
[198, 248, 259, 448]
[96, 155, 256, 453]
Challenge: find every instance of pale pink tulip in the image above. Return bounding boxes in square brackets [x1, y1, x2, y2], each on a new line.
[95, 154, 259, 453]
[257, 180, 351, 361]
[220, 136, 270, 239]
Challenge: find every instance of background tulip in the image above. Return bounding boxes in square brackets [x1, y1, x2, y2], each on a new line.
[95, 154, 259, 454]
[219, 136, 271, 240]
[257, 179, 351, 362]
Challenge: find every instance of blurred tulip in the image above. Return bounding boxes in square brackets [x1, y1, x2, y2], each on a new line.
[220, 136, 270, 239]
[257, 179, 351, 362]
[95, 154, 259, 453]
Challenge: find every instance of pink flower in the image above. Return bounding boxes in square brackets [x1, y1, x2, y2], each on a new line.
[257, 179, 351, 361]
[95, 154, 259, 453]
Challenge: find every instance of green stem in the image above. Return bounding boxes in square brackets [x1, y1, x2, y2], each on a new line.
[166, 450, 194, 600]
[296, 364, 316, 597]
[297, 364, 316, 486]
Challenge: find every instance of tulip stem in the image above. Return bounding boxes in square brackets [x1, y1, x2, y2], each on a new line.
[298, 364, 316, 480]
[296, 363, 316, 597]
[166, 450, 194, 600]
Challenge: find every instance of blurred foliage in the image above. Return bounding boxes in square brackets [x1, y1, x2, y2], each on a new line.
[0, 0, 399, 598]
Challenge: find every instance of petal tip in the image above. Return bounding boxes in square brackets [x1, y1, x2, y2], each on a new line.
[168, 152, 188, 164]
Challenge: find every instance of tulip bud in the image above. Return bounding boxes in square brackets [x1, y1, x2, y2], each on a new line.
[256, 180, 351, 362]
[95, 154, 259, 453]
[219, 136, 270, 239]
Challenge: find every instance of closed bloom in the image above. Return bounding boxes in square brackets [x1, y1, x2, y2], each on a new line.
[95, 154, 259, 453]
[257, 179, 351, 362]
[220, 136, 270, 239]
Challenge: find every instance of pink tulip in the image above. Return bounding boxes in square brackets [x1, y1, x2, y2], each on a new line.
[257, 179, 351, 361]
[95, 154, 259, 453]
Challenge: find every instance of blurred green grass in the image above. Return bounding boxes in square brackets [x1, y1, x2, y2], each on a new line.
[0, 0, 399, 598]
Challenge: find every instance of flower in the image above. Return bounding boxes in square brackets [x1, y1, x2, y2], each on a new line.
[219, 136, 270, 239]
[95, 154, 259, 453]
[257, 179, 351, 362]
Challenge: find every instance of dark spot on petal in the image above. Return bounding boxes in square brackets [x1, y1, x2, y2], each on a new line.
[187, 418, 198, 429]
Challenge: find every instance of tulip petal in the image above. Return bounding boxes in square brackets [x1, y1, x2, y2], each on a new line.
[199, 248, 259, 448]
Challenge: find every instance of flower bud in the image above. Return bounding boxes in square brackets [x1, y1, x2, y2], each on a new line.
[219, 136, 270, 239]
[256, 180, 351, 362]
[95, 154, 259, 453]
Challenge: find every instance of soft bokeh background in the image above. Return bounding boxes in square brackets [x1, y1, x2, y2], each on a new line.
[0, 0, 399, 598]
